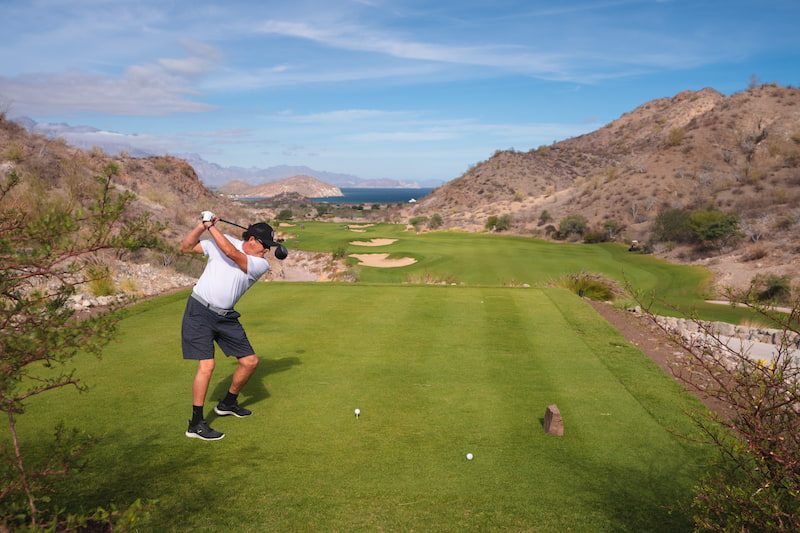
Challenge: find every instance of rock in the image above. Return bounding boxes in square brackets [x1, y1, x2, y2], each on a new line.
[544, 404, 564, 436]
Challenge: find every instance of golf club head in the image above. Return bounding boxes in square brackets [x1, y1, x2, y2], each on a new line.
[274, 243, 288, 260]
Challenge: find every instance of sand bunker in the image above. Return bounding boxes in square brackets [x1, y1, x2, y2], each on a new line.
[349, 253, 417, 268]
[349, 238, 397, 247]
[346, 223, 376, 232]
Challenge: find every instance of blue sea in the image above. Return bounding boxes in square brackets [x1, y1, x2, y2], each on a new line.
[309, 187, 434, 204]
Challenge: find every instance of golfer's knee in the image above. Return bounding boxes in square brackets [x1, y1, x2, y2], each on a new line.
[240, 354, 258, 370]
[197, 359, 215, 376]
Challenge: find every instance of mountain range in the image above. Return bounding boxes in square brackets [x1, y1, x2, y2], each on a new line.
[10, 117, 430, 190]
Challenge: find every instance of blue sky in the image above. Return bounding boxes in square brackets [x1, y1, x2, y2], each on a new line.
[1, 0, 798, 185]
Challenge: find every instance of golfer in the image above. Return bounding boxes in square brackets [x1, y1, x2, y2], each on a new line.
[180, 212, 280, 440]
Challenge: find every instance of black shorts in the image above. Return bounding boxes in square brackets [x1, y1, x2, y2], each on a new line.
[181, 297, 256, 360]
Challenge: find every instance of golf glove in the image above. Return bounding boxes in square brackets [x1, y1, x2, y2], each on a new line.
[200, 211, 215, 222]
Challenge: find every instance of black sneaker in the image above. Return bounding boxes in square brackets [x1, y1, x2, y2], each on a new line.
[185, 419, 225, 441]
[214, 401, 252, 418]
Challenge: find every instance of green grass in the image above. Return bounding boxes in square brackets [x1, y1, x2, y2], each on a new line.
[17, 284, 712, 532]
[284, 222, 761, 323]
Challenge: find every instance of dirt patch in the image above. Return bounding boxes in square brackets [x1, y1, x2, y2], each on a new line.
[349, 253, 417, 268]
[349, 239, 397, 247]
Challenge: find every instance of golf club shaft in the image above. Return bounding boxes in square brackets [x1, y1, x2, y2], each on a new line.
[218, 218, 247, 230]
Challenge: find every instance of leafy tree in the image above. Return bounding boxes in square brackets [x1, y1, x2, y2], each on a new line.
[495, 214, 513, 231]
[602, 220, 619, 240]
[558, 214, 588, 236]
[687, 209, 741, 248]
[428, 213, 443, 230]
[651, 208, 693, 243]
[1, 164, 162, 530]
[277, 209, 293, 221]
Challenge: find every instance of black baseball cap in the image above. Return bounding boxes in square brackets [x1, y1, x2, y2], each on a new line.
[243, 222, 281, 249]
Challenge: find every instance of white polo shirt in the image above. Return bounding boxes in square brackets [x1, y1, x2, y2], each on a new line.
[192, 235, 269, 310]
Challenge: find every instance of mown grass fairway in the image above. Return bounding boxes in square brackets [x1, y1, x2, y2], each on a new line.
[283, 222, 758, 323]
[17, 284, 711, 532]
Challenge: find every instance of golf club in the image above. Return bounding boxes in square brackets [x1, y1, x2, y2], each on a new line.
[216, 218, 289, 260]
[218, 218, 247, 230]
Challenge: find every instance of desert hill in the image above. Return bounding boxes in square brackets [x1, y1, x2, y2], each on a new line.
[4, 84, 800, 293]
[413, 84, 800, 289]
[0, 115, 254, 246]
[218, 174, 342, 198]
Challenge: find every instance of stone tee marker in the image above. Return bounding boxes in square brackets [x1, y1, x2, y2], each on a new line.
[544, 404, 564, 436]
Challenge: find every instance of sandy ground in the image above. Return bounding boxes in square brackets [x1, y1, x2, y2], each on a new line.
[349, 253, 417, 268]
[349, 239, 397, 246]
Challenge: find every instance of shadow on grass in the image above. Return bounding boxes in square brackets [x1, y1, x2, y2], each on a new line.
[208, 355, 303, 413]
[560, 446, 701, 532]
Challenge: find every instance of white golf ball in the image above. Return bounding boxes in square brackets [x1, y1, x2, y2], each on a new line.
[466, 453, 474, 460]
[354, 408, 360, 415]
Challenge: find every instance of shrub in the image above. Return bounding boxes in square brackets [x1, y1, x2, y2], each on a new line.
[495, 214, 513, 231]
[638, 289, 800, 532]
[687, 210, 741, 248]
[428, 213, 443, 230]
[741, 243, 768, 262]
[583, 232, 605, 243]
[87, 264, 116, 296]
[277, 209, 293, 221]
[651, 208, 693, 243]
[409, 216, 428, 229]
[750, 273, 793, 304]
[558, 214, 588, 236]
[538, 210, 552, 226]
[552, 271, 621, 301]
[667, 127, 686, 146]
[2, 141, 26, 163]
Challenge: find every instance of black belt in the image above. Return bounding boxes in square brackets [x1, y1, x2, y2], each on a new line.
[191, 293, 234, 316]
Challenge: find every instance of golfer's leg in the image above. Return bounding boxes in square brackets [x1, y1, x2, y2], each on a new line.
[229, 354, 258, 394]
[192, 359, 216, 406]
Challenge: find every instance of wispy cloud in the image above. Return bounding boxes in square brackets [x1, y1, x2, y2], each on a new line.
[0, 41, 223, 116]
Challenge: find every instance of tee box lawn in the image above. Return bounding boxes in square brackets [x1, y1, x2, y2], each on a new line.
[18, 282, 712, 532]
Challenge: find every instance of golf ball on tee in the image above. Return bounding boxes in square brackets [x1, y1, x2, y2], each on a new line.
[466, 453, 474, 460]
[354, 408, 360, 417]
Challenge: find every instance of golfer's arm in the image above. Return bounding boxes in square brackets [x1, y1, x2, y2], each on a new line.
[179, 223, 206, 254]
[206, 225, 249, 273]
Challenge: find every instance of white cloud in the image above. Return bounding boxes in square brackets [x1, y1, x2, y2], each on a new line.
[0, 43, 224, 116]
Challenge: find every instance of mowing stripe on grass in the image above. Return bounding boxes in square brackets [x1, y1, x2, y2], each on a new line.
[15, 284, 709, 532]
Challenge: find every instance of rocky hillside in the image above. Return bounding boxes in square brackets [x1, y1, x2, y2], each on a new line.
[218, 174, 342, 198]
[412, 84, 800, 289]
[0, 115, 254, 247]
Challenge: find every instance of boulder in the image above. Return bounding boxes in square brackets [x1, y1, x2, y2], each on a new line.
[544, 404, 564, 436]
